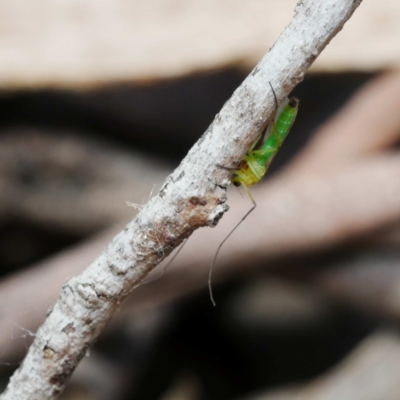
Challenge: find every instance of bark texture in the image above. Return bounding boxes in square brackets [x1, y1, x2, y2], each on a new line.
[0, 1, 363, 399]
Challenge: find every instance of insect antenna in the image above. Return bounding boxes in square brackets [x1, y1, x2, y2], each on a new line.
[268, 81, 279, 110]
[267, 82, 283, 148]
[209, 184, 256, 306]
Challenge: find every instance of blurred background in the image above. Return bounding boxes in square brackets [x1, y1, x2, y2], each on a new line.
[1, 0, 400, 399]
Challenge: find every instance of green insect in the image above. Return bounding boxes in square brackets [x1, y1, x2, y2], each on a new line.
[209, 84, 299, 305]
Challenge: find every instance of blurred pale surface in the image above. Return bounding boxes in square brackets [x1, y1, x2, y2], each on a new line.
[0, 0, 396, 89]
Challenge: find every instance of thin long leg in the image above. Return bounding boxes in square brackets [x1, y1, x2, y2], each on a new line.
[217, 134, 262, 171]
[216, 164, 237, 171]
[208, 184, 257, 306]
[142, 239, 188, 285]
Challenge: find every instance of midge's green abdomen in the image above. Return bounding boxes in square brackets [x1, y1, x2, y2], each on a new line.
[230, 96, 299, 188]
[264, 97, 299, 149]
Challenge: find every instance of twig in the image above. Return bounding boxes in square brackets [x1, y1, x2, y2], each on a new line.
[3, 71, 400, 365]
[0, 1, 363, 399]
[0, 228, 119, 363]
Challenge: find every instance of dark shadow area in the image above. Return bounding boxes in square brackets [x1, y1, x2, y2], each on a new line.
[0, 71, 374, 165]
[0, 220, 83, 277]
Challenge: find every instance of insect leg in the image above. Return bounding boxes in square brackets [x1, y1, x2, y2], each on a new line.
[216, 134, 262, 172]
[142, 238, 188, 285]
[216, 164, 237, 171]
[208, 183, 257, 306]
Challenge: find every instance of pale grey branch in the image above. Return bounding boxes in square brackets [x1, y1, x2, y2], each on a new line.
[0, 1, 363, 399]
